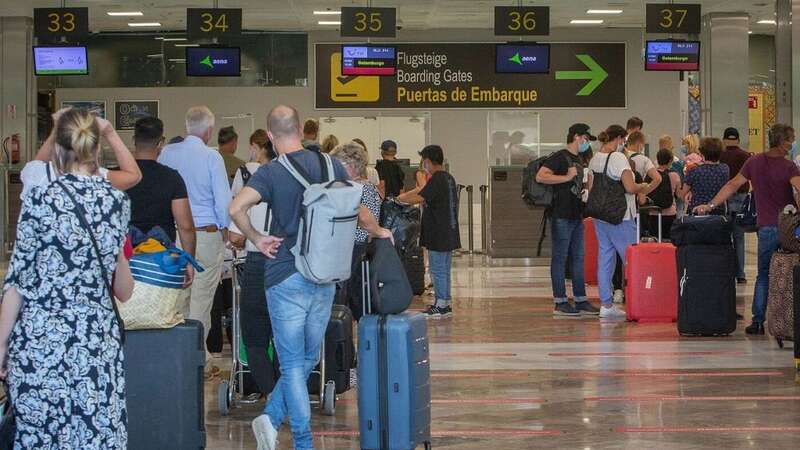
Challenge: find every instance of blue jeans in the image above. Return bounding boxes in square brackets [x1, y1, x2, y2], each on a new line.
[752, 227, 779, 324]
[550, 218, 587, 303]
[594, 219, 637, 306]
[264, 273, 335, 450]
[728, 193, 748, 279]
[428, 251, 453, 307]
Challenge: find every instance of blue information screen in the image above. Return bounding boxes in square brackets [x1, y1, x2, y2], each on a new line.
[495, 44, 550, 74]
[342, 45, 396, 76]
[186, 47, 241, 77]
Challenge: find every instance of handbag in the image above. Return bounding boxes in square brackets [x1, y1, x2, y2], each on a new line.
[778, 206, 800, 253]
[0, 394, 15, 450]
[735, 192, 758, 233]
[56, 181, 125, 343]
[120, 248, 202, 330]
[585, 153, 628, 225]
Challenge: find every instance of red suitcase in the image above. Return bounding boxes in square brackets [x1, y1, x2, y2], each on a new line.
[584, 218, 599, 285]
[624, 211, 678, 322]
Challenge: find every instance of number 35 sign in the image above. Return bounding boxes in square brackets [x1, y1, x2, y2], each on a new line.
[341, 7, 397, 38]
[187, 8, 242, 40]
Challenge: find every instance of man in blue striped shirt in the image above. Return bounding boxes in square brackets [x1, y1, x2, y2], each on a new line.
[159, 106, 232, 374]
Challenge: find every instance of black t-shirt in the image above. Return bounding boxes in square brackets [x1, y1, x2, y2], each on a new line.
[419, 171, 461, 252]
[542, 149, 584, 220]
[376, 159, 406, 197]
[126, 159, 188, 242]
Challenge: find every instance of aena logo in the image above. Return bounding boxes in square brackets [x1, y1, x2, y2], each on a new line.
[200, 56, 229, 69]
[508, 52, 537, 66]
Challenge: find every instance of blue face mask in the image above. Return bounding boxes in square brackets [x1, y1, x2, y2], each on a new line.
[616, 143, 625, 153]
[679, 145, 688, 157]
[791, 142, 798, 159]
[579, 140, 591, 153]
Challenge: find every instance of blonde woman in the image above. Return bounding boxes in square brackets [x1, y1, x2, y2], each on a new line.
[681, 133, 703, 173]
[321, 134, 339, 154]
[0, 108, 133, 449]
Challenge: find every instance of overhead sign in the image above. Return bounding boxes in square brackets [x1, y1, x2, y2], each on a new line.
[187, 8, 242, 40]
[315, 42, 625, 109]
[494, 6, 550, 36]
[34, 8, 89, 42]
[646, 3, 701, 34]
[114, 101, 159, 131]
[341, 7, 397, 38]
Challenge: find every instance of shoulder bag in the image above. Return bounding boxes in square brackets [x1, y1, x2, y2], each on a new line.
[585, 153, 628, 225]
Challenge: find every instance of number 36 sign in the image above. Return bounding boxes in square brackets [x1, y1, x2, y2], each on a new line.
[187, 8, 242, 40]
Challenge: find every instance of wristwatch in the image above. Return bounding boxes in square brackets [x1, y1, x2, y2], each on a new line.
[707, 203, 716, 211]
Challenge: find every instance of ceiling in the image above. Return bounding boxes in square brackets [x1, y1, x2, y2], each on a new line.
[0, 1, 780, 33]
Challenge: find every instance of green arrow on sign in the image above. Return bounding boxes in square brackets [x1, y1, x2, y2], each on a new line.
[200, 56, 214, 69]
[555, 54, 608, 96]
[509, 52, 523, 66]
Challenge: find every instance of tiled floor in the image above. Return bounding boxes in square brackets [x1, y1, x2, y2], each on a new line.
[205, 250, 800, 450]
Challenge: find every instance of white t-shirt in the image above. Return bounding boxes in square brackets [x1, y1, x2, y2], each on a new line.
[589, 152, 637, 221]
[230, 162, 271, 254]
[628, 152, 656, 180]
[21, 160, 109, 199]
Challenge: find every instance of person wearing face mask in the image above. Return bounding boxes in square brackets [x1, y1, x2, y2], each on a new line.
[695, 124, 800, 335]
[719, 127, 752, 284]
[535, 123, 599, 316]
[586, 125, 655, 319]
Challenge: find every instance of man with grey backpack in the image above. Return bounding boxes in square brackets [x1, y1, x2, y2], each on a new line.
[229, 105, 392, 450]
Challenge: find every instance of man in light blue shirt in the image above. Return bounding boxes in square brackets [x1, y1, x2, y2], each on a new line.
[159, 106, 231, 372]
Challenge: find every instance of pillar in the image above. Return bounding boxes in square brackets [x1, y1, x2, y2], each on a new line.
[776, 0, 793, 125]
[700, 12, 750, 147]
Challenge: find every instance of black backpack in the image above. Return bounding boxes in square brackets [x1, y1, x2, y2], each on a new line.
[239, 165, 252, 185]
[647, 168, 674, 209]
[522, 152, 568, 208]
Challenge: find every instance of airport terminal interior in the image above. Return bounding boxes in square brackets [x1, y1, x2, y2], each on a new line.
[1, 0, 800, 449]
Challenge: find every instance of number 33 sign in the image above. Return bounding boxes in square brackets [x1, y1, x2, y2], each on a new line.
[187, 8, 242, 40]
[34, 8, 89, 42]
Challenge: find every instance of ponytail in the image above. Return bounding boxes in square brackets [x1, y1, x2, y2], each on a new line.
[54, 108, 101, 174]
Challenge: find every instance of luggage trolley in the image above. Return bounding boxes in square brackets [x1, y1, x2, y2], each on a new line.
[218, 253, 261, 415]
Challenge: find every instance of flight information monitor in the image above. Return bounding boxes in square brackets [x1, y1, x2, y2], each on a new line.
[645, 40, 700, 71]
[495, 43, 550, 74]
[186, 47, 241, 77]
[33, 46, 89, 76]
[341, 45, 396, 76]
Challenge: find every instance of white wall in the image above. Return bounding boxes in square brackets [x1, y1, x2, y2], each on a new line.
[55, 27, 684, 189]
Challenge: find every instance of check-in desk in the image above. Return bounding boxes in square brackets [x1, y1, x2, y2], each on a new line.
[488, 166, 550, 260]
[1, 166, 23, 260]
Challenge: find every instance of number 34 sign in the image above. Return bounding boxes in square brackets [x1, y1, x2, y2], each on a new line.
[187, 8, 242, 40]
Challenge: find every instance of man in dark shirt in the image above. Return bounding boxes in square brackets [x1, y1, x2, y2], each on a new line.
[720, 127, 752, 283]
[228, 105, 391, 450]
[397, 145, 461, 318]
[126, 117, 196, 285]
[375, 139, 406, 198]
[536, 123, 599, 316]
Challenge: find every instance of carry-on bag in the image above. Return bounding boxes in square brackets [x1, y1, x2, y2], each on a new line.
[358, 257, 432, 450]
[671, 215, 733, 247]
[365, 238, 414, 315]
[625, 208, 678, 322]
[308, 304, 355, 395]
[125, 320, 206, 449]
[403, 246, 426, 296]
[767, 250, 799, 347]
[677, 244, 737, 336]
[583, 218, 599, 285]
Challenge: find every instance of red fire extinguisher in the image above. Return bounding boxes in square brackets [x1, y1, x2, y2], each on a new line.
[2, 134, 20, 164]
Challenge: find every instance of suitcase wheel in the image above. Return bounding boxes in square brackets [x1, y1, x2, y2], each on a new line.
[218, 380, 231, 416]
[322, 381, 336, 416]
[776, 338, 784, 349]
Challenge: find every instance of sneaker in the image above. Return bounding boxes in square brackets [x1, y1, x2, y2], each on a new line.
[553, 302, 580, 316]
[745, 322, 765, 335]
[439, 306, 453, 318]
[252, 414, 278, 450]
[423, 305, 446, 319]
[599, 304, 627, 319]
[737, 278, 747, 285]
[574, 301, 600, 316]
[613, 289, 624, 304]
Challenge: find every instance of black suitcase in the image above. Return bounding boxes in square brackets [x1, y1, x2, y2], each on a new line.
[794, 267, 800, 380]
[125, 320, 206, 450]
[671, 215, 733, 247]
[677, 245, 737, 336]
[403, 246, 426, 296]
[308, 304, 355, 395]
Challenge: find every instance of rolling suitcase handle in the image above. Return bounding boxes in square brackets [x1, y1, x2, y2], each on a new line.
[637, 205, 663, 243]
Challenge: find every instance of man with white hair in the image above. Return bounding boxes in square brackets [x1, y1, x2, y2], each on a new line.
[159, 106, 232, 376]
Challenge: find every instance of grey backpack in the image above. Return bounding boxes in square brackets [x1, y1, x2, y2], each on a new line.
[278, 152, 363, 284]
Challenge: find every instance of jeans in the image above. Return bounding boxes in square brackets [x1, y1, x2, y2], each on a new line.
[752, 227, 779, 324]
[594, 220, 638, 306]
[428, 251, 453, 307]
[550, 218, 587, 303]
[728, 193, 748, 279]
[264, 273, 335, 450]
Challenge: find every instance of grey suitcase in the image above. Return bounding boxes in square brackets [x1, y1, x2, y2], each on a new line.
[124, 320, 206, 449]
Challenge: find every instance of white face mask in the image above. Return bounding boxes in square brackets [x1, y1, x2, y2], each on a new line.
[616, 143, 625, 153]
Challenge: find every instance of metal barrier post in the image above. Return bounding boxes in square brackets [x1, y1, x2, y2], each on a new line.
[466, 185, 474, 254]
[479, 185, 488, 253]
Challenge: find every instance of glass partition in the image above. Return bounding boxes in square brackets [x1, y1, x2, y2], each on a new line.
[486, 111, 541, 167]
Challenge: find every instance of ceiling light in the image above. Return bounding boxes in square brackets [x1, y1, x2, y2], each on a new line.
[146, 54, 163, 58]
[570, 19, 604, 25]
[128, 22, 162, 27]
[174, 44, 199, 47]
[587, 10, 623, 14]
[757, 19, 776, 24]
[749, 31, 754, 34]
[318, 21, 341, 25]
[162, 38, 187, 42]
[313, 11, 341, 15]
[168, 58, 186, 63]
[107, 11, 143, 17]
